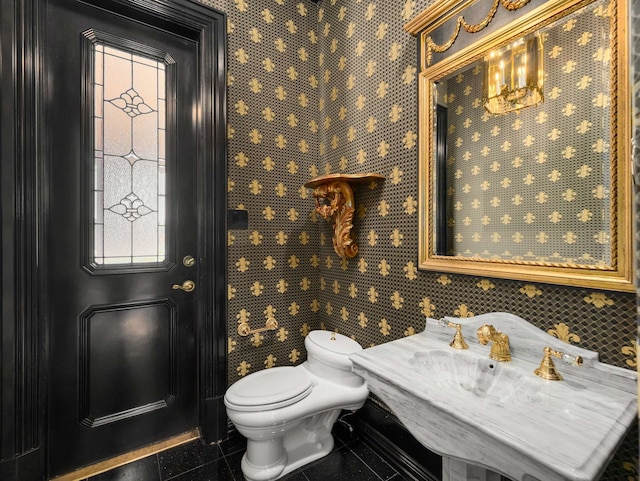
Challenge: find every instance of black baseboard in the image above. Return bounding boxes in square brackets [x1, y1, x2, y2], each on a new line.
[0, 449, 44, 481]
[200, 395, 228, 444]
[352, 400, 442, 481]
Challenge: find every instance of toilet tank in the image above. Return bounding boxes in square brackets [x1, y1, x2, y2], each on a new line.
[305, 331, 365, 387]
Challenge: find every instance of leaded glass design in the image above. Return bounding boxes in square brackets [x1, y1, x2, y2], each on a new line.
[93, 43, 166, 265]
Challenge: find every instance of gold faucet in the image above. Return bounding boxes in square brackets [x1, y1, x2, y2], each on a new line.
[476, 324, 511, 362]
[437, 319, 469, 349]
[534, 346, 583, 381]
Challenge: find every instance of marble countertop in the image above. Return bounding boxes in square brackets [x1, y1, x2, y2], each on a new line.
[349, 313, 637, 481]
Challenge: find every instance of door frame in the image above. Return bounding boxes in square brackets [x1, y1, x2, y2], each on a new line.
[0, 0, 227, 478]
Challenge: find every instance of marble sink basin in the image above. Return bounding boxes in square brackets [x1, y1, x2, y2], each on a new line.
[410, 349, 544, 406]
[349, 312, 637, 481]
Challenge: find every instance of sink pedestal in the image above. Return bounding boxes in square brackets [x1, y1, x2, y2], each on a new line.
[444, 459, 501, 481]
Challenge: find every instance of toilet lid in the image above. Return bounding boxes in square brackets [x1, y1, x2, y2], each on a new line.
[224, 366, 313, 412]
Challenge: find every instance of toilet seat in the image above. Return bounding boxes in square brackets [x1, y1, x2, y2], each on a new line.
[225, 366, 313, 412]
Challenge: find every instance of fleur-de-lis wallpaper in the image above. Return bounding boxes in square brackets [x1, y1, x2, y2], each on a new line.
[198, 0, 637, 478]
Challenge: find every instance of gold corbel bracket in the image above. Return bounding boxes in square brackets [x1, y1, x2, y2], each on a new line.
[238, 317, 278, 337]
[304, 173, 385, 259]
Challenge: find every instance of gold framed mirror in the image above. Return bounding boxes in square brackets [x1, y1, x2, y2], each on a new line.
[410, 0, 632, 292]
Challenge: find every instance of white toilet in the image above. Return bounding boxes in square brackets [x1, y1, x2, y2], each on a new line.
[224, 331, 369, 481]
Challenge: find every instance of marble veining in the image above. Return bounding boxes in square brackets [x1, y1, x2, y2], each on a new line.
[349, 312, 637, 481]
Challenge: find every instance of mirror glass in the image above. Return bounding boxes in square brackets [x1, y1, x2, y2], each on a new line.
[418, 0, 632, 291]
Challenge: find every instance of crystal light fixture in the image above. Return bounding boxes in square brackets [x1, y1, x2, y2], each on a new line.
[483, 34, 544, 115]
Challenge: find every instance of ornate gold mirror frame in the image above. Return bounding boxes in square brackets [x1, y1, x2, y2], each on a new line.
[407, 0, 633, 292]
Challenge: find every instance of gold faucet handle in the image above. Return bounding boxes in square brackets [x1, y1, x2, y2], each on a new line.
[437, 319, 469, 350]
[436, 318, 459, 329]
[534, 346, 583, 381]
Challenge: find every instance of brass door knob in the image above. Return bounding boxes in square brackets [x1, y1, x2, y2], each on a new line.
[172, 280, 195, 292]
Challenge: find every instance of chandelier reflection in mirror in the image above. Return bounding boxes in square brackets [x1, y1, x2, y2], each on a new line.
[483, 33, 543, 115]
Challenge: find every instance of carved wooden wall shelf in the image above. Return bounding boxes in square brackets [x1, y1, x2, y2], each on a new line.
[305, 173, 385, 259]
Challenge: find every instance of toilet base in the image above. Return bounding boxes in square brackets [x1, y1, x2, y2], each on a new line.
[241, 434, 334, 481]
[240, 410, 339, 481]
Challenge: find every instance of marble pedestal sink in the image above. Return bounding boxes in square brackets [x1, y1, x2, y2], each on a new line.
[349, 312, 637, 481]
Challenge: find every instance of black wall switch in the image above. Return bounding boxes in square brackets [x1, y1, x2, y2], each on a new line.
[228, 209, 249, 230]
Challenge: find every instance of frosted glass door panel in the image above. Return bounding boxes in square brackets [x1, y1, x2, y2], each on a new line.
[93, 42, 167, 265]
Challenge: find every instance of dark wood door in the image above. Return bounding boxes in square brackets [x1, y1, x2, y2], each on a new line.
[46, 0, 203, 475]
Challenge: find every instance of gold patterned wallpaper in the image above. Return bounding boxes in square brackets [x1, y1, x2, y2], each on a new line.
[443, 5, 612, 264]
[221, 0, 321, 378]
[198, 0, 637, 478]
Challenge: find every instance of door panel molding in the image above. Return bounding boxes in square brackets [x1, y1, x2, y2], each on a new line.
[79, 299, 178, 428]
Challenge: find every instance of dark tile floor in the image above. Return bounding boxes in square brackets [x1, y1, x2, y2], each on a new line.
[84, 421, 412, 481]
